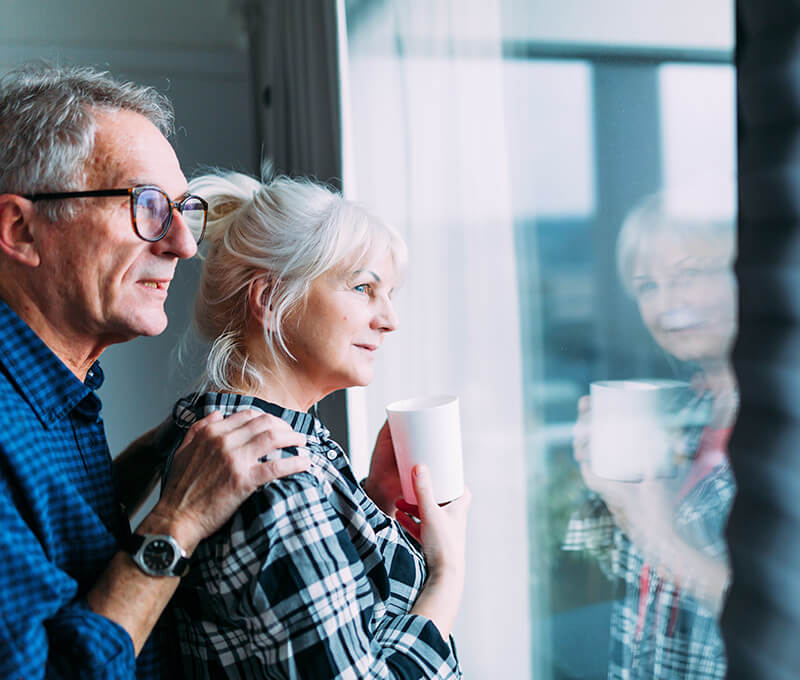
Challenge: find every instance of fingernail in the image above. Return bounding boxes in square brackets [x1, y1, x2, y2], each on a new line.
[414, 464, 426, 479]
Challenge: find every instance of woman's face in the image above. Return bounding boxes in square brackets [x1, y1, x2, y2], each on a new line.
[282, 249, 400, 400]
[631, 231, 736, 363]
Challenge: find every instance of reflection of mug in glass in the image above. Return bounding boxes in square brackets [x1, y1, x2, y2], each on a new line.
[589, 379, 691, 481]
[386, 395, 464, 505]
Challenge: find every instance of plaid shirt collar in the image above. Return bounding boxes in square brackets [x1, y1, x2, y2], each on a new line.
[0, 297, 103, 427]
[172, 390, 324, 437]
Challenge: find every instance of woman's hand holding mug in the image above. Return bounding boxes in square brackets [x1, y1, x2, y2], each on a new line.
[397, 464, 471, 639]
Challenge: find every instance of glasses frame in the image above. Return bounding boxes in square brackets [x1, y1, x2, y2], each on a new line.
[23, 185, 208, 244]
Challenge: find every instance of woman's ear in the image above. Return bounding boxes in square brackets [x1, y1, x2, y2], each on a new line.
[247, 275, 273, 329]
[0, 195, 41, 267]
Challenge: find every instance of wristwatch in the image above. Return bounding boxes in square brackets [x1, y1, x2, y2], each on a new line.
[124, 533, 190, 577]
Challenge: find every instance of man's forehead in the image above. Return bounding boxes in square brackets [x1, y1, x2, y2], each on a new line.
[85, 108, 187, 194]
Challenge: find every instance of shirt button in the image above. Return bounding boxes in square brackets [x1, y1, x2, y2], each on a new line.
[326, 450, 337, 460]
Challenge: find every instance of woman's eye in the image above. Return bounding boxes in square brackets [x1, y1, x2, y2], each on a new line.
[635, 281, 656, 296]
[354, 283, 370, 294]
[675, 268, 702, 284]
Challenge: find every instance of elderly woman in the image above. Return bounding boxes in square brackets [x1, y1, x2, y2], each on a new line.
[163, 170, 469, 679]
[565, 185, 737, 679]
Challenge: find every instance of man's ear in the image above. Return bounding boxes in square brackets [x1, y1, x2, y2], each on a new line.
[247, 275, 273, 328]
[0, 194, 41, 267]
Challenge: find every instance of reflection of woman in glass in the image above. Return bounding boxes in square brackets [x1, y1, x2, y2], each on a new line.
[164, 170, 469, 678]
[565, 187, 737, 679]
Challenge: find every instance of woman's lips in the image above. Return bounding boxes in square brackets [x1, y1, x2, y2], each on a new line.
[659, 308, 707, 332]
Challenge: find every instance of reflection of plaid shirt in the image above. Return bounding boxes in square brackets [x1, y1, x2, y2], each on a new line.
[564, 449, 734, 679]
[166, 392, 461, 679]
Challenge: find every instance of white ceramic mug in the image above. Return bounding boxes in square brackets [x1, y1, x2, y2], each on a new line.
[589, 379, 691, 481]
[386, 394, 465, 505]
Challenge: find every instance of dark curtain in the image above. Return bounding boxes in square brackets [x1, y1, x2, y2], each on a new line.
[238, 0, 349, 445]
[723, 2, 800, 677]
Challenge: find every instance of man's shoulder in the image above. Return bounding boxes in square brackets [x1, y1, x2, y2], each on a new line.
[0, 365, 51, 458]
[0, 365, 34, 419]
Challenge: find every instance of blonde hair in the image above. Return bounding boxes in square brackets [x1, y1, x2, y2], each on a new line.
[189, 167, 407, 393]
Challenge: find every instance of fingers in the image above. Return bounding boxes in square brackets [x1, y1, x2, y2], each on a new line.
[189, 410, 306, 459]
[410, 465, 438, 522]
[376, 419, 392, 441]
[372, 419, 394, 455]
[253, 452, 311, 487]
[155, 409, 312, 547]
[238, 416, 306, 455]
[397, 481, 472, 518]
[178, 409, 224, 449]
[171, 409, 307, 490]
[219, 411, 304, 452]
[573, 394, 591, 464]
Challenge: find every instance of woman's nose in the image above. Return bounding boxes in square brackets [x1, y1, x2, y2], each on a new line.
[373, 297, 399, 333]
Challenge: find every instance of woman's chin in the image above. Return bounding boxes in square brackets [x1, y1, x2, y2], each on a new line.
[352, 368, 375, 387]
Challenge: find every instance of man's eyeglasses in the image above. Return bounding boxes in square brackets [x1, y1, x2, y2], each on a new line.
[23, 186, 208, 244]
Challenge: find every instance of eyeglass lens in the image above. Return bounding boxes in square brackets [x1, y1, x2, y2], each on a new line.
[134, 188, 205, 243]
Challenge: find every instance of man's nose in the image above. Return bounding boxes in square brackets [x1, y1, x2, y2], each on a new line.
[154, 210, 197, 260]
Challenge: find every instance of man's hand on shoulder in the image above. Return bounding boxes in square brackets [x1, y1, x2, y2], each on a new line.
[142, 409, 310, 552]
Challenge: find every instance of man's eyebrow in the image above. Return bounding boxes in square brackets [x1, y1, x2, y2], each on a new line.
[126, 179, 189, 199]
[354, 269, 381, 283]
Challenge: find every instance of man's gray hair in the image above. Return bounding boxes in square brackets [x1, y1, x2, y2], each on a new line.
[0, 62, 174, 222]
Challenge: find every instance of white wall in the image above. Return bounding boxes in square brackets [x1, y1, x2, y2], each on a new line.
[0, 0, 258, 454]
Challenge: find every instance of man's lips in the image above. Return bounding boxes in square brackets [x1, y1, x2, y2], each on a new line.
[139, 279, 171, 291]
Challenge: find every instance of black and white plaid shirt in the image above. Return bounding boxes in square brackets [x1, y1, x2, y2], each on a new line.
[564, 426, 734, 679]
[166, 392, 462, 679]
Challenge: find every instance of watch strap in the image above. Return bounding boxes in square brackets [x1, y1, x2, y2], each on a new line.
[172, 553, 191, 578]
[123, 532, 146, 554]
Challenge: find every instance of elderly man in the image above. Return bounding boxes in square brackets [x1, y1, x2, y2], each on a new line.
[0, 64, 311, 678]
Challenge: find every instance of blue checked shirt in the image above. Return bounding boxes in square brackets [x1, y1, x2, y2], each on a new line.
[167, 392, 462, 679]
[0, 298, 166, 679]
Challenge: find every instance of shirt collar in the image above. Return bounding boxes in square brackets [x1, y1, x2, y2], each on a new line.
[0, 297, 103, 426]
[174, 392, 318, 438]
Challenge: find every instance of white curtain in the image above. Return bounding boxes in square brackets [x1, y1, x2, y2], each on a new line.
[341, 2, 534, 676]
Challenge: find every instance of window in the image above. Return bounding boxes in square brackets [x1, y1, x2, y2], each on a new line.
[343, 2, 735, 676]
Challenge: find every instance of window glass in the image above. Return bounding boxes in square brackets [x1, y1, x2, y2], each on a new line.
[504, 60, 595, 218]
[511, 58, 737, 678]
[343, 2, 736, 677]
[660, 63, 736, 191]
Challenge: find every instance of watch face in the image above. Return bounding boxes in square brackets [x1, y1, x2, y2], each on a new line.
[142, 538, 176, 571]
